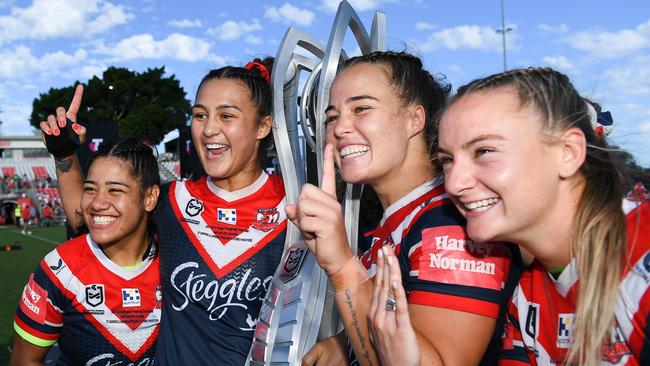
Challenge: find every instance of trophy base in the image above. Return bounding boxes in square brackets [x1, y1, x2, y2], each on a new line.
[248, 241, 329, 365]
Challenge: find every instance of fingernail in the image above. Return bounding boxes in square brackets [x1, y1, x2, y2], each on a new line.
[53, 129, 60, 136]
[72, 124, 79, 131]
[377, 248, 383, 258]
[387, 254, 393, 266]
[45, 129, 52, 135]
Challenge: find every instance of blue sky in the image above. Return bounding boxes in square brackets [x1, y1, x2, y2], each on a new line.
[0, 0, 649, 166]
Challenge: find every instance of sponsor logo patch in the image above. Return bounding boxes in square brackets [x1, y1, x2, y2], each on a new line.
[252, 208, 280, 232]
[417, 226, 508, 290]
[557, 313, 575, 348]
[48, 258, 65, 273]
[20, 274, 48, 323]
[85, 284, 105, 307]
[633, 251, 650, 284]
[217, 208, 237, 225]
[122, 288, 141, 307]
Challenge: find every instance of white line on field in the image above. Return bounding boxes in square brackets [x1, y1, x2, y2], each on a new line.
[10, 230, 59, 245]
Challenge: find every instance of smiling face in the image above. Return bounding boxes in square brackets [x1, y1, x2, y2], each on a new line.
[191, 77, 271, 189]
[326, 63, 416, 187]
[81, 157, 156, 249]
[437, 89, 565, 244]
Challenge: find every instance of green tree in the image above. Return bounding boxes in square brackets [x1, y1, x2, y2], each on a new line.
[30, 66, 191, 144]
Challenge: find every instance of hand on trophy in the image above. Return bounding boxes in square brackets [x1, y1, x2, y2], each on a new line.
[368, 245, 420, 366]
[286, 144, 354, 276]
[39, 84, 88, 159]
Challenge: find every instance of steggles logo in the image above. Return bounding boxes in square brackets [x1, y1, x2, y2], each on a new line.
[170, 262, 272, 328]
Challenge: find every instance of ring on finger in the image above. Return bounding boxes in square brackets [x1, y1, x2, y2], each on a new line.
[385, 298, 397, 312]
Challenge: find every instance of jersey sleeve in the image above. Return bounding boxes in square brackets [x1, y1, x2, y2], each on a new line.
[399, 203, 515, 318]
[498, 296, 532, 365]
[14, 258, 66, 347]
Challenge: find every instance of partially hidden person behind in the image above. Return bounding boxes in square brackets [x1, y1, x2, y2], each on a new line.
[428, 67, 648, 365]
[288, 51, 522, 366]
[40, 58, 287, 365]
[11, 137, 162, 365]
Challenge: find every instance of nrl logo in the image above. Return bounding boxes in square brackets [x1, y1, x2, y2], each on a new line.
[85, 284, 104, 307]
[281, 247, 307, 281]
[185, 198, 203, 217]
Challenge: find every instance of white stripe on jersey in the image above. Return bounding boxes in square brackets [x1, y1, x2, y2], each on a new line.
[408, 242, 422, 258]
[174, 180, 287, 269]
[615, 249, 650, 341]
[86, 235, 156, 280]
[206, 172, 268, 202]
[43, 244, 160, 354]
[548, 260, 578, 298]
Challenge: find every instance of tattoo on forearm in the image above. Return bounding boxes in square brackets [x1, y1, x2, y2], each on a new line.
[55, 157, 73, 173]
[344, 289, 374, 366]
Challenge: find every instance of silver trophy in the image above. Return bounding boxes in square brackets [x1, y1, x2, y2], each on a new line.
[248, 1, 385, 364]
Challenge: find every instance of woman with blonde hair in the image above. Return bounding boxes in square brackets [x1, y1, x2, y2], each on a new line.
[372, 67, 649, 365]
[289, 51, 522, 366]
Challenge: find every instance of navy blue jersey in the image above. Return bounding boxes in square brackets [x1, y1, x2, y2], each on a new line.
[14, 234, 161, 365]
[154, 173, 286, 365]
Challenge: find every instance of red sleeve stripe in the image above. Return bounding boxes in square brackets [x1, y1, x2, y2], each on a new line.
[13, 315, 59, 341]
[409, 290, 500, 318]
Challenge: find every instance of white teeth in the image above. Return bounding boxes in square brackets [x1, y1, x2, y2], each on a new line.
[339, 145, 369, 159]
[206, 143, 227, 149]
[93, 216, 116, 224]
[465, 198, 500, 212]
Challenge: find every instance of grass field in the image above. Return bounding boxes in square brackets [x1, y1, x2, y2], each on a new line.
[0, 226, 66, 365]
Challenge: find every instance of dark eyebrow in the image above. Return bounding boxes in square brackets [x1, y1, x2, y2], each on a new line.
[325, 95, 380, 114]
[192, 103, 242, 112]
[437, 134, 506, 155]
[83, 180, 129, 188]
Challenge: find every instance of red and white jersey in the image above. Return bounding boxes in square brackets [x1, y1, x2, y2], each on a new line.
[357, 176, 521, 364]
[499, 201, 650, 365]
[14, 234, 161, 365]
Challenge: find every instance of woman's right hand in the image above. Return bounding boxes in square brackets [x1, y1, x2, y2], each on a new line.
[285, 144, 353, 276]
[39, 84, 88, 150]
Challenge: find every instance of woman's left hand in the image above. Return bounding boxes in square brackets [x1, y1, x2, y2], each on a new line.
[368, 245, 420, 366]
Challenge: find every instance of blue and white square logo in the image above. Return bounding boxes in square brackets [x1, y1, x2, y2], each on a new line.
[217, 208, 237, 225]
[122, 288, 141, 307]
[557, 313, 575, 348]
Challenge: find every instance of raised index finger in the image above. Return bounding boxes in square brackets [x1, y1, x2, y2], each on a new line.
[67, 84, 84, 121]
[320, 144, 337, 199]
